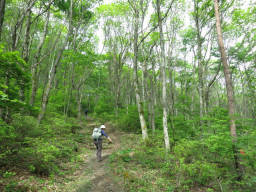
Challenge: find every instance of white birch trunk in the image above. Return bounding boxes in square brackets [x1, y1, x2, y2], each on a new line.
[156, 0, 170, 152]
[132, 8, 148, 140]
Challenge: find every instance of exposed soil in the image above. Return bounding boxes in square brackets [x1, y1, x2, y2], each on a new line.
[60, 120, 124, 192]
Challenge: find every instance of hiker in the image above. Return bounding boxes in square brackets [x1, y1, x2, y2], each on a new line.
[92, 124, 113, 162]
[84, 109, 88, 119]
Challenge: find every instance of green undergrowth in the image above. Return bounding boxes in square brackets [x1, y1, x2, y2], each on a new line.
[108, 132, 175, 192]
[0, 113, 93, 192]
[108, 130, 256, 192]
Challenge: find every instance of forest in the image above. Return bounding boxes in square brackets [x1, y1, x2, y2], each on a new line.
[0, 0, 256, 191]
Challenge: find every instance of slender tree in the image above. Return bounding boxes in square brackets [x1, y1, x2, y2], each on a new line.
[30, 9, 51, 106]
[213, 0, 242, 179]
[0, 0, 6, 40]
[128, 0, 148, 140]
[38, 0, 74, 124]
[156, 0, 172, 152]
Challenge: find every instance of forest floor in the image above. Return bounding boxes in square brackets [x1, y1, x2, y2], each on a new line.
[0, 118, 127, 192]
[55, 119, 125, 192]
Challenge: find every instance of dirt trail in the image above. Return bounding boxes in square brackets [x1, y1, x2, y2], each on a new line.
[62, 120, 124, 192]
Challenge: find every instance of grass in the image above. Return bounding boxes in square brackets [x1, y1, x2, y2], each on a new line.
[107, 128, 256, 192]
[107, 132, 176, 192]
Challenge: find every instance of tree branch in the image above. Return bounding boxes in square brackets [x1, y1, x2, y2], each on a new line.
[138, 0, 175, 47]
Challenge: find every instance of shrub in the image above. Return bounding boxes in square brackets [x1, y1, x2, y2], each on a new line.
[171, 134, 241, 190]
[0, 112, 82, 177]
[115, 105, 141, 133]
[0, 48, 30, 121]
[10, 114, 41, 141]
[18, 138, 61, 176]
[94, 96, 114, 115]
[0, 120, 16, 166]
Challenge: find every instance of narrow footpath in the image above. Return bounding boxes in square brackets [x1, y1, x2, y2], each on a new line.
[58, 120, 124, 192]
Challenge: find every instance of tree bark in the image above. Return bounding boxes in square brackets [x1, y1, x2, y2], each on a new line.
[169, 69, 176, 143]
[23, 10, 32, 62]
[156, 0, 170, 152]
[193, 0, 205, 130]
[214, 0, 237, 141]
[76, 81, 84, 121]
[214, 0, 242, 179]
[0, 0, 6, 40]
[132, 7, 148, 140]
[149, 64, 156, 133]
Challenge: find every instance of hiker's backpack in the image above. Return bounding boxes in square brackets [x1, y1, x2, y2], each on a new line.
[92, 127, 102, 139]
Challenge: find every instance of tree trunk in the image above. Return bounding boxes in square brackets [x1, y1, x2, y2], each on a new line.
[194, 0, 205, 130]
[11, 0, 37, 50]
[132, 8, 148, 140]
[169, 69, 176, 143]
[150, 76, 156, 133]
[64, 59, 75, 118]
[114, 54, 123, 115]
[214, 0, 242, 179]
[38, 0, 73, 124]
[244, 67, 256, 120]
[30, 10, 51, 106]
[37, 38, 70, 124]
[157, 0, 170, 152]
[148, 59, 156, 134]
[141, 59, 146, 102]
[77, 86, 83, 121]
[0, 0, 6, 40]
[23, 10, 32, 62]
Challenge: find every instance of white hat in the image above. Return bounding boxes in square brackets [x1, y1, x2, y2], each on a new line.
[100, 125, 106, 129]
